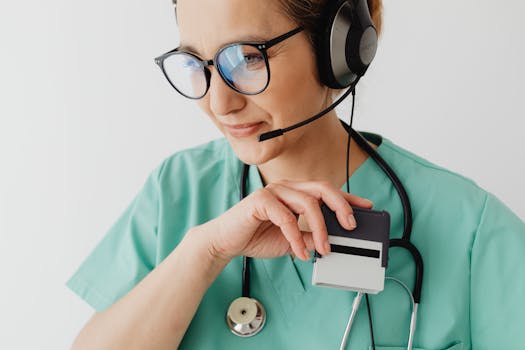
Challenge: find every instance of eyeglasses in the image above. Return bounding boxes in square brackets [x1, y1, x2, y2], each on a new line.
[154, 27, 303, 99]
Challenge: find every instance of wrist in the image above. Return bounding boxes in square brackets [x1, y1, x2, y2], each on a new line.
[185, 222, 232, 268]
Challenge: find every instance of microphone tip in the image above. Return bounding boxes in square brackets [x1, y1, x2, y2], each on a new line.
[258, 129, 284, 142]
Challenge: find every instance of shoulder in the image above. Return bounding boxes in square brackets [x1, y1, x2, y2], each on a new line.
[161, 138, 233, 172]
[155, 138, 240, 187]
[371, 134, 492, 236]
[150, 138, 242, 224]
[379, 135, 480, 191]
[377, 135, 487, 203]
[377, 132, 523, 234]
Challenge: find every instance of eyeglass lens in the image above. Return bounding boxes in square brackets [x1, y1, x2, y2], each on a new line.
[162, 53, 209, 99]
[161, 44, 269, 99]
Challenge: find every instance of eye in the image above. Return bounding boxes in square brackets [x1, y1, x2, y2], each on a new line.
[243, 52, 265, 70]
[244, 53, 263, 64]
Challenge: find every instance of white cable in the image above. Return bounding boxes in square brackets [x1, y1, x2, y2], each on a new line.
[339, 292, 364, 350]
[339, 279, 419, 350]
[408, 303, 419, 350]
[385, 277, 419, 350]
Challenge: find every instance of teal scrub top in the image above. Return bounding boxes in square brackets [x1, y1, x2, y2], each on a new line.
[66, 133, 525, 350]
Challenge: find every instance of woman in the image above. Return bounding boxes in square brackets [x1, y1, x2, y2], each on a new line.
[67, 0, 525, 349]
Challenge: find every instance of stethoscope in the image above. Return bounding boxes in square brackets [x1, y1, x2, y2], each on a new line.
[226, 125, 424, 349]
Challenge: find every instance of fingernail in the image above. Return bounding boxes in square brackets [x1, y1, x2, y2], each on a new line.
[364, 199, 374, 207]
[348, 214, 357, 229]
[303, 248, 310, 260]
[323, 240, 331, 255]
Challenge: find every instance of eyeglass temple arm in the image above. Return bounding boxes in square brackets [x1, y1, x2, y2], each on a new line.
[264, 27, 303, 49]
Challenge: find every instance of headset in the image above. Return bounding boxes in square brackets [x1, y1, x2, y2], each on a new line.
[315, 0, 378, 88]
[257, 0, 378, 141]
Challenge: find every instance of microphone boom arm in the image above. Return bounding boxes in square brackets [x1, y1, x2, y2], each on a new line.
[258, 82, 357, 142]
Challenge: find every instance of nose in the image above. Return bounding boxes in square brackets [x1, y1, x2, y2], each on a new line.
[208, 67, 246, 117]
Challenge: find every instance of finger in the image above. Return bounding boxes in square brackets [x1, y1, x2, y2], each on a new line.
[300, 231, 315, 251]
[289, 232, 315, 259]
[276, 180, 359, 231]
[340, 191, 374, 209]
[252, 189, 310, 261]
[265, 183, 331, 256]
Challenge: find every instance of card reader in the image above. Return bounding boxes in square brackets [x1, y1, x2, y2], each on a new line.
[312, 204, 390, 294]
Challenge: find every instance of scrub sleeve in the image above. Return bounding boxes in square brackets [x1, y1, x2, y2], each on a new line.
[66, 162, 164, 312]
[470, 193, 525, 348]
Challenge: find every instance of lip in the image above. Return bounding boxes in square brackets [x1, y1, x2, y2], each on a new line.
[222, 122, 264, 138]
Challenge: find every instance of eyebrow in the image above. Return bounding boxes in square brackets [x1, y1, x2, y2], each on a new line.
[179, 33, 273, 56]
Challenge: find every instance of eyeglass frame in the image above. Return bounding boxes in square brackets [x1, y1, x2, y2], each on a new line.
[154, 26, 304, 100]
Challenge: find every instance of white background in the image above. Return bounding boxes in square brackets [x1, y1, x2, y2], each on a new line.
[1, 0, 524, 348]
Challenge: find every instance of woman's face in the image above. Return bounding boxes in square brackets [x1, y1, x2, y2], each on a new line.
[177, 0, 331, 165]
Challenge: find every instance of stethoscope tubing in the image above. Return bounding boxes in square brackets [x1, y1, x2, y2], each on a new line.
[238, 128, 424, 347]
[240, 164, 252, 298]
[349, 129, 424, 303]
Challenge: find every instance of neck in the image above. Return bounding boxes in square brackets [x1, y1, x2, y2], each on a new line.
[257, 112, 370, 189]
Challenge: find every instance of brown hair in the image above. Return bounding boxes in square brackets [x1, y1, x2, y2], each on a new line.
[277, 0, 383, 45]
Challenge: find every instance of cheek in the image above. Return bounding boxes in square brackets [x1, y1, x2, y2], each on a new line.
[261, 54, 327, 126]
[196, 97, 210, 116]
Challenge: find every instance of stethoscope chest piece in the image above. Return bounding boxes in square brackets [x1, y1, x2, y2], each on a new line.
[226, 297, 266, 337]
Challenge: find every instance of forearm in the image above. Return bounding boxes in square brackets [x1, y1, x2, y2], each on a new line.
[71, 225, 229, 350]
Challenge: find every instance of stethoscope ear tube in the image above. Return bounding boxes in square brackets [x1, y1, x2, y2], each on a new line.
[384, 277, 419, 350]
[349, 128, 414, 241]
[389, 239, 424, 304]
[347, 127, 423, 304]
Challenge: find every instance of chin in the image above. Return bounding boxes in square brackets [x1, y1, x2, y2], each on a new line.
[227, 135, 281, 166]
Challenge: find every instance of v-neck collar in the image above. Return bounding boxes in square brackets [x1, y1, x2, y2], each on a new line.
[239, 132, 387, 321]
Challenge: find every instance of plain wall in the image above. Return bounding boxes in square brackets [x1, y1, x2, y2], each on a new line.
[0, 0, 524, 348]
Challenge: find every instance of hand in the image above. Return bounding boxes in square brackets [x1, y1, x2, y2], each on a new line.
[201, 179, 373, 262]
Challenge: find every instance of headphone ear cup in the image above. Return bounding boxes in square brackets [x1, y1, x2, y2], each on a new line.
[316, 0, 350, 88]
[315, 0, 378, 89]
